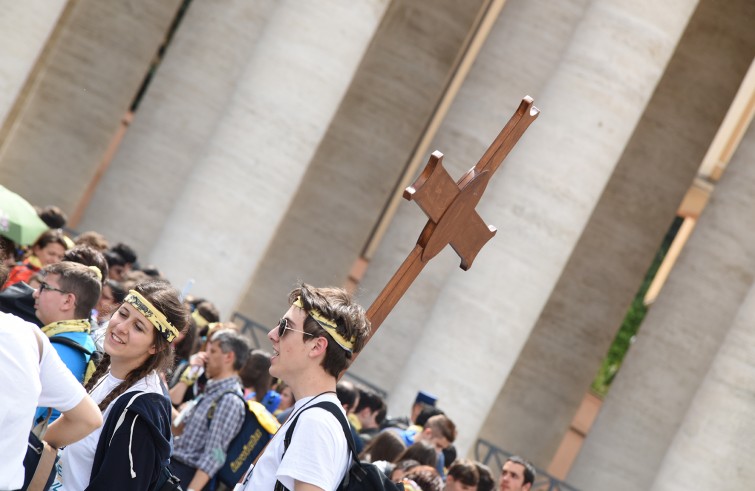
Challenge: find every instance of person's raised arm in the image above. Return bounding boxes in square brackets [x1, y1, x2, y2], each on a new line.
[44, 395, 102, 448]
[170, 351, 207, 405]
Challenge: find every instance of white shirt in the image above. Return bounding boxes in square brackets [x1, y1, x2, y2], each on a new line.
[0, 313, 87, 490]
[239, 392, 350, 491]
[55, 370, 162, 491]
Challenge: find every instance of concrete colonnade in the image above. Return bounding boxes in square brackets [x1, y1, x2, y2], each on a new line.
[356, 0, 698, 455]
[649, 114, 755, 490]
[479, 0, 755, 470]
[82, 1, 389, 315]
[569, 65, 755, 491]
[0, 0, 182, 213]
[235, 0, 489, 327]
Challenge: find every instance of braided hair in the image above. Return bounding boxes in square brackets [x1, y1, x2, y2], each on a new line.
[85, 280, 189, 411]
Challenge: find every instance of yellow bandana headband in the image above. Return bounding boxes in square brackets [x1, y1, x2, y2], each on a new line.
[124, 290, 179, 342]
[88, 265, 103, 281]
[293, 296, 355, 352]
[191, 310, 210, 329]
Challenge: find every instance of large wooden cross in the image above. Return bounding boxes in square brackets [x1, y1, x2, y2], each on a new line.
[363, 96, 539, 345]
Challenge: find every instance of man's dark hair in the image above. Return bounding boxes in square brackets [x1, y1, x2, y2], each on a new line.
[395, 441, 437, 468]
[425, 414, 456, 444]
[110, 242, 137, 265]
[474, 462, 495, 491]
[104, 250, 126, 268]
[239, 350, 273, 400]
[336, 380, 360, 412]
[36, 205, 67, 229]
[447, 459, 479, 486]
[74, 231, 109, 251]
[442, 444, 457, 467]
[64, 245, 109, 284]
[403, 467, 443, 491]
[211, 329, 251, 370]
[415, 406, 444, 427]
[506, 456, 535, 487]
[43, 262, 101, 319]
[355, 388, 387, 424]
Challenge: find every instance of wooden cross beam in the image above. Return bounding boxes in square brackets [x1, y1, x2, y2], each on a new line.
[363, 96, 540, 344]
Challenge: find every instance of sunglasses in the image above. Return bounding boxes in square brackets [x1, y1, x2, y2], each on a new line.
[277, 317, 314, 339]
[39, 282, 69, 295]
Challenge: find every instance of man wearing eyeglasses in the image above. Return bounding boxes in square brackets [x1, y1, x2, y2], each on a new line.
[32, 261, 101, 423]
[237, 283, 371, 491]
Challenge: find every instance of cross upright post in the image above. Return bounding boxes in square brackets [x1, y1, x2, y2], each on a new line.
[362, 96, 540, 346]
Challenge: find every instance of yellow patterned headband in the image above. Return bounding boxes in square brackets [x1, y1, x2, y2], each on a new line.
[293, 296, 355, 352]
[124, 290, 179, 342]
[191, 310, 210, 329]
[88, 266, 102, 281]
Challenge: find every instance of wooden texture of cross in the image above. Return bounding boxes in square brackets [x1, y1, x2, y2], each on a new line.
[363, 96, 540, 344]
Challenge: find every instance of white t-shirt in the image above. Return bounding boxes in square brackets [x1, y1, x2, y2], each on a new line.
[55, 370, 163, 491]
[240, 392, 350, 491]
[0, 313, 87, 490]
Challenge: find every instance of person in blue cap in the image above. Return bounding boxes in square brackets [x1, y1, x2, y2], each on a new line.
[411, 390, 438, 425]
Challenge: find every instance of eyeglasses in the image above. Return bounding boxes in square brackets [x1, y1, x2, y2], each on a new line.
[277, 317, 314, 339]
[39, 282, 69, 295]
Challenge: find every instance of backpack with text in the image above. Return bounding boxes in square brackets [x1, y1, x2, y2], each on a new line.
[275, 401, 405, 491]
[207, 390, 281, 487]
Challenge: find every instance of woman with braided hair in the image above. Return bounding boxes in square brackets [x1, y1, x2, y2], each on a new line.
[50, 279, 189, 490]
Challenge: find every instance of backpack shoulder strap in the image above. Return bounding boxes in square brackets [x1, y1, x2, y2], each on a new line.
[207, 389, 246, 423]
[49, 334, 93, 356]
[283, 400, 358, 459]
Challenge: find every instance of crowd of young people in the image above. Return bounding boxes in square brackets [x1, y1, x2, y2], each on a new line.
[0, 205, 537, 491]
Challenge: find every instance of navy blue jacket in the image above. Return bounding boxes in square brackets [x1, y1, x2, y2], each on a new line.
[87, 391, 172, 490]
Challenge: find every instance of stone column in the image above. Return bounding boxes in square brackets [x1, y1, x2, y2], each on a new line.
[233, 0, 488, 327]
[568, 77, 755, 491]
[134, 1, 389, 316]
[0, 1, 67, 127]
[477, 0, 755, 469]
[0, 0, 182, 212]
[354, 0, 698, 456]
[651, 193, 755, 490]
[78, 0, 278, 254]
[350, 0, 593, 411]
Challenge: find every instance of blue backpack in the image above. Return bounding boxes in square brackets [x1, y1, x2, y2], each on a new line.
[206, 391, 280, 487]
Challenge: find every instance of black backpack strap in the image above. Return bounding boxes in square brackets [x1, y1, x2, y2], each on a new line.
[276, 400, 358, 491]
[49, 335, 93, 356]
[206, 389, 246, 424]
[283, 401, 358, 459]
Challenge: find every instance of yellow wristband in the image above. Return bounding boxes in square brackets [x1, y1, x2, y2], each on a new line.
[179, 366, 199, 386]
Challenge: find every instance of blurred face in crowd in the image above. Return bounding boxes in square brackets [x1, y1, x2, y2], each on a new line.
[205, 339, 232, 379]
[278, 385, 294, 411]
[96, 283, 117, 322]
[499, 461, 530, 491]
[109, 264, 126, 281]
[34, 242, 66, 266]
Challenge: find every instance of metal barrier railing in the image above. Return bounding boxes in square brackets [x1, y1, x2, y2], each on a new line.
[474, 439, 581, 491]
[230, 311, 389, 399]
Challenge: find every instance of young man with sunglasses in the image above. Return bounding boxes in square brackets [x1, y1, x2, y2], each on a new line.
[237, 283, 371, 491]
